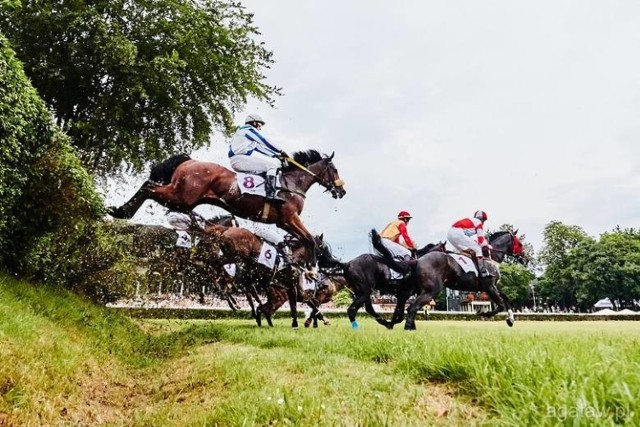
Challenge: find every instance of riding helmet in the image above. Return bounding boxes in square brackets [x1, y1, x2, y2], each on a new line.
[397, 211, 413, 219]
[245, 113, 265, 125]
[474, 210, 488, 221]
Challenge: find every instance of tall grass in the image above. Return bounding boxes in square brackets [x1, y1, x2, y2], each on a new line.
[2, 271, 639, 426]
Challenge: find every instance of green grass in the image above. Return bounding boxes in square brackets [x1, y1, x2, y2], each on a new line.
[2, 271, 639, 426]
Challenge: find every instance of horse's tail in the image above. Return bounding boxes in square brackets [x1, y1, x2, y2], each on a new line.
[370, 229, 411, 273]
[149, 154, 191, 184]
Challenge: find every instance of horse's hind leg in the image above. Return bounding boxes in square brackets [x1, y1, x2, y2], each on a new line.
[363, 299, 392, 329]
[347, 294, 369, 330]
[109, 181, 154, 219]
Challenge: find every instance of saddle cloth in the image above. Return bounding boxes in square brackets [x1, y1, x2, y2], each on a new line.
[449, 253, 478, 275]
[236, 172, 282, 197]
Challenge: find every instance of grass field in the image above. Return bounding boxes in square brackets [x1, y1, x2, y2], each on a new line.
[1, 272, 639, 426]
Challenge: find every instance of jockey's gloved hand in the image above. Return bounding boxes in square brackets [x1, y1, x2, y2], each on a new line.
[279, 151, 290, 160]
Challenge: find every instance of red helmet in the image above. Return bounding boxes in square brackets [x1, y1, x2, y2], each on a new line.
[474, 210, 488, 221]
[397, 211, 412, 219]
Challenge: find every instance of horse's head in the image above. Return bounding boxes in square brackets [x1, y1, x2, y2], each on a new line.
[315, 152, 346, 199]
[314, 234, 341, 268]
[317, 152, 346, 199]
[488, 230, 527, 264]
[285, 150, 346, 199]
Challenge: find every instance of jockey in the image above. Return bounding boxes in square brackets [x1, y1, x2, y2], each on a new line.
[228, 113, 289, 202]
[446, 210, 493, 278]
[379, 211, 417, 261]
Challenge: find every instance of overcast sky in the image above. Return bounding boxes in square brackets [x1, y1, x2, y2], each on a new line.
[107, 0, 640, 261]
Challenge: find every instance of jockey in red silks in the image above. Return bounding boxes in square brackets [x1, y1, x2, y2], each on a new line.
[379, 211, 417, 260]
[447, 210, 494, 277]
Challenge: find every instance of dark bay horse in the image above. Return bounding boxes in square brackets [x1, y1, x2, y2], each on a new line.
[320, 239, 447, 330]
[372, 229, 526, 330]
[254, 235, 339, 328]
[263, 275, 348, 328]
[108, 150, 346, 265]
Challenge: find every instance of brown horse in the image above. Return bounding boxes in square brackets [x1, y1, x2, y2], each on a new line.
[263, 275, 347, 328]
[109, 150, 346, 264]
[257, 235, 346, 329]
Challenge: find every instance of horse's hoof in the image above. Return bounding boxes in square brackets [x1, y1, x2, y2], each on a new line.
[323, 320, 331, 326]
[351, 321, 359, 330]
[304, 320, 311, 328]
[506, 318, 514, 327]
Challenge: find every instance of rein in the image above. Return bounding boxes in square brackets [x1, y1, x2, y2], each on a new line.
[284, 156, 345, 191]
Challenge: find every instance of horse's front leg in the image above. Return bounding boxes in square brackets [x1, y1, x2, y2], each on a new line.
[404, 292, 434, 330]
[281, 217, 317, 267]
[499, 290, 515, 327]
[477, 281, 505, 319]
[287, 286, 299, 329]
[390, 285, 413, 327]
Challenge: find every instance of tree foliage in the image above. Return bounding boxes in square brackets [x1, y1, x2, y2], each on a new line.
[534, 222, 640, 311]
[1, 0, 280, 175]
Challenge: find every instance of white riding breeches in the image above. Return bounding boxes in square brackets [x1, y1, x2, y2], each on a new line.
[230, 154, 280, 177]
[381, 238, 412, 259]
[447, 227, 482, 257]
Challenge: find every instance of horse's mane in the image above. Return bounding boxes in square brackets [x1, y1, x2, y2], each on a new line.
[281, 150, 326, 172]
[488, 230, 511, 241]
[150, 154, 191, 184]
[204, 214, 236, 227]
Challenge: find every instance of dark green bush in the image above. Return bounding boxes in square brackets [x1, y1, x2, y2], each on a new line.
[0, 34, 134, 300]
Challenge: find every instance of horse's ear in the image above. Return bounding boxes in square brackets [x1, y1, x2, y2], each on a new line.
[513, 229, 519, 236]
[319, 233, 324, 242]
[329, 151, 335, 160]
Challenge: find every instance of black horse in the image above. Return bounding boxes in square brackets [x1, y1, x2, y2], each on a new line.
[371, 229, 526, 330]
[320, 239, 447, 330]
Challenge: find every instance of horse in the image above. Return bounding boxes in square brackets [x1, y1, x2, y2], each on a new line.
[263, 275, 348, 328]
[371, 229, 526, 330]
[319, 239, 448, 330]
[254, 235, 338, 328]
[108, 150, 346, 265]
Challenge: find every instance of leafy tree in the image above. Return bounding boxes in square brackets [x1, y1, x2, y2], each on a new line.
[1, 0, 279, 175]
[570, 228, 640, 310]
[498, 263, 534, 309]
[537, 221, 592, 309]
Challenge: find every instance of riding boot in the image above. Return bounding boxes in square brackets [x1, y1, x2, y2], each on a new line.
[265, 175, 284, 203]
[478, 257, 494, 278]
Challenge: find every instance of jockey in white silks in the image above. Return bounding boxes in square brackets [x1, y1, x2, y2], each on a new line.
[227, 113, 288, 202]
[446, 210, 493, 277]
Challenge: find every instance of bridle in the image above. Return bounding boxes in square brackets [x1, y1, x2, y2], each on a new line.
[284, 155, 345, 198]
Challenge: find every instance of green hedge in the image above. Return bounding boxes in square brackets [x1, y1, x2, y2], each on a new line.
[0, 34, 132, 299]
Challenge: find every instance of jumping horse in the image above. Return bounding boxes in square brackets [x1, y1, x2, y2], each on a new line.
[372, 229, 526, 330]
[108, 150, 346, 265]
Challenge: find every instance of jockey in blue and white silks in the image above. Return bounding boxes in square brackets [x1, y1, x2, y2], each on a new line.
[228, 113, 288, 202]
